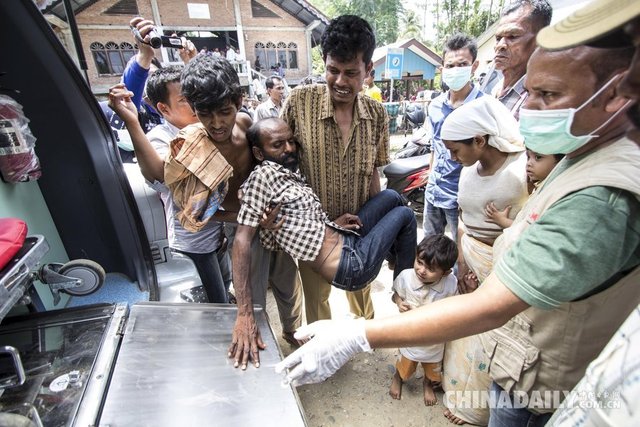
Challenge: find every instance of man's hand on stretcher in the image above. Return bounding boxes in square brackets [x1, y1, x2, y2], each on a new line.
[228, 310, 265, 370]
[228, 224, 266, 369]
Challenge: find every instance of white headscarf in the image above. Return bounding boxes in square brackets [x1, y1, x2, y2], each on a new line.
[440, 96, 524, 153]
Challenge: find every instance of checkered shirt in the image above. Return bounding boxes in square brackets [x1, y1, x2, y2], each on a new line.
[238, 161, 354, 261]
[493, 74, 528, 120]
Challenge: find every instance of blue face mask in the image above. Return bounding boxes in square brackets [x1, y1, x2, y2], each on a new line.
[442, 66, 472, 92]
[519, 73, 630, 155]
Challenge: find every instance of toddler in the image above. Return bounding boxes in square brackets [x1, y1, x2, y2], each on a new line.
[485, 148, 563, 228]
[389, 235, 458, 406]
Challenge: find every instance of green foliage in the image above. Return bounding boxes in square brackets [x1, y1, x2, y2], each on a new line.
[434, 0, 500, 49]
[308, 0, 404, 46]
[306, 0, 500, 72]
[399, 9, 422, 41]
[311, 46, 325, 75]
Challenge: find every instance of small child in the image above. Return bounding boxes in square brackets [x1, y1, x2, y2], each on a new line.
[485, 148, 563, 229]
[524, 148, 563, 188]
[389, 235, 458, 406]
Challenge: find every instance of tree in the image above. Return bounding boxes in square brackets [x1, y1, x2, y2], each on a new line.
[432, 0, 501, 48]
[311, 46, 325, 76]
[399, 9, 423, 41]
[308, 0, 404, 46]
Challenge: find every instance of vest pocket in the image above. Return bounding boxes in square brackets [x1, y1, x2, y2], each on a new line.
[481, 318, 540, 394]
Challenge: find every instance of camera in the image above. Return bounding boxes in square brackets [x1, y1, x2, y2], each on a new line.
[130, 26, 183, 49]
[160, 35, 184, 49]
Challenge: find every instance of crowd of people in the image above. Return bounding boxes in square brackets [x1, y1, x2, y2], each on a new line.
[102, 0, 640, 425]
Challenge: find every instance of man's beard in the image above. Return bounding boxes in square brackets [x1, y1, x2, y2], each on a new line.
[264, 152, 299, 171]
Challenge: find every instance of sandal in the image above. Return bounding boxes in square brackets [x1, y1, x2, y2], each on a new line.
[227, 291, 237, 304]
[282, 331, 309, 348]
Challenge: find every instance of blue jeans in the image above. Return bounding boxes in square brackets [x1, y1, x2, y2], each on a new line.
[423, 200, 459, 244]
[176, 248, 229, 303]
[488, 382, 552, 427]
[333, 190, 417, 291]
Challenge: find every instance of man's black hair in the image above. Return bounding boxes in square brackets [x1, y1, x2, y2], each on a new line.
[321, 15, 376, 65]
[265, 75, 282, 90]
[180, 54, 243, 112]
[502, 0, 553, 34]
[416, 235, 458, 271]
[146, 65, 183, 108]
[442, 33, 478, 62]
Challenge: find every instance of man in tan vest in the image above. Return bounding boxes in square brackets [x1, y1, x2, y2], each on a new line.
[276, 2, 640, 426]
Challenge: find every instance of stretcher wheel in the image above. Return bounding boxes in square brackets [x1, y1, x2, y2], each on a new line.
[58, 259, 105, 296]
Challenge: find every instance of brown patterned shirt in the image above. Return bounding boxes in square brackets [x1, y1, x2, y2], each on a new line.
[281, 84, 390, 219]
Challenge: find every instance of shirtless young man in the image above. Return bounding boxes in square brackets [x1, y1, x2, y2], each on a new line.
[178, 54, 254, 220]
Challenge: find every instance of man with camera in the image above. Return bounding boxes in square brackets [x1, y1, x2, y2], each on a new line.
[123, 17, 197, 133]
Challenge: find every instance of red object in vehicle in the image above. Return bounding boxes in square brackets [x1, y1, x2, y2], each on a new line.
[0, 217, 27, 271]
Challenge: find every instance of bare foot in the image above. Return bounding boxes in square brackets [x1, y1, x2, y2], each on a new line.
[443, 408, 466, 425]
[389, 370, 403, 400]
[423, 378, 438, 406]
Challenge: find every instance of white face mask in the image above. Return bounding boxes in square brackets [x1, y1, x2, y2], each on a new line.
[519, 73, 631, 155]
[442, 66, 472, 92]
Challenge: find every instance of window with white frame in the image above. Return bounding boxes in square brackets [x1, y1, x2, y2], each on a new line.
[90, 41, 136, 76]
[254, 41, 298, 71]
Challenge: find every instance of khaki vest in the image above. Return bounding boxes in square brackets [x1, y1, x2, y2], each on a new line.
[480, 137, 640, 413]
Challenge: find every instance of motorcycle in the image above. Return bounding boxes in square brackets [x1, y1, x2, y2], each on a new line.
[384, 127, 432, 214]
[394, 125, 432, 159]
[399, 102, 426, 135]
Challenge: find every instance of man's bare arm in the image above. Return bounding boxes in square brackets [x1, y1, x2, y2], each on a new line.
[365, 271, 529, 348]
[369, 168, 382, 197]
[236, 109, 253, 131]
[129, 17, 155, 70]
[108, 84, 164, 182]
[228, 224, 266, 369]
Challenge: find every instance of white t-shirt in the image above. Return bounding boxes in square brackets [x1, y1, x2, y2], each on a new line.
[392, 268, 458, 363]
[458, 151, 528, 241]
[252, 78, 266, 96]
[146, 122, 224, 253]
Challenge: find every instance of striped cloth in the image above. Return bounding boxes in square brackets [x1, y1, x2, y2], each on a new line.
[164, 123, 233, 232]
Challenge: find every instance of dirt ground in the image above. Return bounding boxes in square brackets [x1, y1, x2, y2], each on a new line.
[265, 260, 454, 427]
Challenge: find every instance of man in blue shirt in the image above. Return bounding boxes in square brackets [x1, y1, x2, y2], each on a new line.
[423, 33, 483, 244]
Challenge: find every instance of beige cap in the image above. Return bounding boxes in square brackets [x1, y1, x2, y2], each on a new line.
[537, 0, 640, 50]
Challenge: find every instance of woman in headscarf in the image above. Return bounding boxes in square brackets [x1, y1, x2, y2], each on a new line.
[438, 96, 528, 426]
[441, 96, 528, 290]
